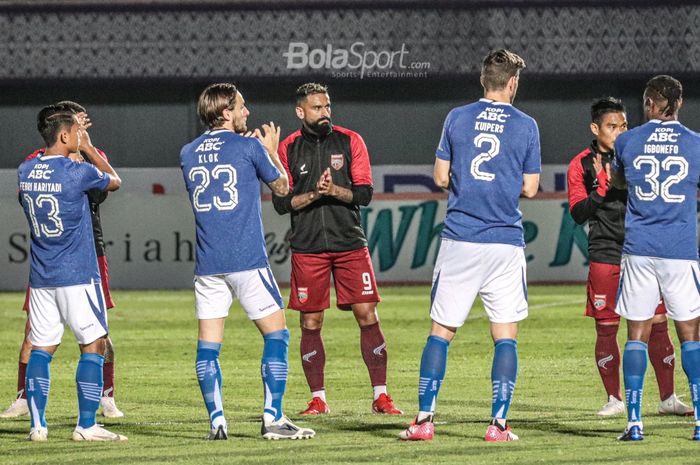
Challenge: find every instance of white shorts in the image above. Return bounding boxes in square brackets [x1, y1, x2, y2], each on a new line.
[28, 281, 109, 346]
[430, 239, 528, 327]
[616, 255, 700, 322]
[195, 267, 284, 321]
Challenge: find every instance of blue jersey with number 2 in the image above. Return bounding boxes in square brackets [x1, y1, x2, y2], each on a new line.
[180, 130, 281, 276]
[614, 120, 700, 260]
[18, 155, 110, 288]
[436, 98, 541, 246]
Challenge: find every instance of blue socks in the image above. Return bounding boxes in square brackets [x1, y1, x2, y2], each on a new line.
[623, 340, 648, 425]
[262, 329, 289, 423]
[196, 340, 225, 430]
[681, 341, 700, 422]
[418, 336, 449, 415]
[26, 349, 52, 429]
[76, 353, 104, 428]
[491, 339, 518, 420]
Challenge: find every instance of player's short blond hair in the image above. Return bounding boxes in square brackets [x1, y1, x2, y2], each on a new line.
[480, 49, 526, 92]
[197, 83, 238, 129]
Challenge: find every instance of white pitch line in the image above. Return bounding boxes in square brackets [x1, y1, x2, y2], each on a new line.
[529, 299, 585, 310]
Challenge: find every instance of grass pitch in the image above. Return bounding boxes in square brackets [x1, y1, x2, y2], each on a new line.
[0, 286, 697, 465]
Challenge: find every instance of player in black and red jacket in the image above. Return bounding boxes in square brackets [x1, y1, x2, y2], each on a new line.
[272, 83, 401, 416]
[567, 97, 691, 416]
[0, 101, 124, 419]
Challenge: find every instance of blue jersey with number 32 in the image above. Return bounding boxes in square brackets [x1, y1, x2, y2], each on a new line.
[613, 120, 700, 260]
[437, 98, 541, 246]
[18, 155, 110, 288]
[180, 130, 281, 276]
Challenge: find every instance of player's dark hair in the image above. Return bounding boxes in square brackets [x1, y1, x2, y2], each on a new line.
[480, 49, 526, 92]
[55, 100, 87, 114]
[296, 82, 328, 106]
[645, 75, 683, 117]
[197, 83, 238, 129]
[590, 97, 626, 125]
[37, 105, 77, 146]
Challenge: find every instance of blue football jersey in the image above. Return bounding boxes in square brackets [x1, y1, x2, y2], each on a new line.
[436, 98, 541, 246]
[180, 130, 281, 276]
[18, 155, 110, 287]
[613, 120, 700, 260]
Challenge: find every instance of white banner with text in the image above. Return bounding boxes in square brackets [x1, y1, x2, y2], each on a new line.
[1, 193, 593, 290]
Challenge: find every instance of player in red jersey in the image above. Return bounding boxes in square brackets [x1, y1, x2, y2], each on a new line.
[272, 83, 401, 416]
[566, 97, 691, 417]
[1, 101, 124, 419]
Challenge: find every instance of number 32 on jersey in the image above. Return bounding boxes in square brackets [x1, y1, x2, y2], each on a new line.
[632, 155, 688, 203]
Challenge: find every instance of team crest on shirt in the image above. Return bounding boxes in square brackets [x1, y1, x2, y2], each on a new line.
[330, 154, 344, 170]
[298, 287, 309, 304]
[593, 294, 607, 310]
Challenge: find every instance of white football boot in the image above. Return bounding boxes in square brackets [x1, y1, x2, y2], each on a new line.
[72, 424, 128, 441]
[0, 397, 29, 418]
[99, 397, 124, 418]
[597, 395, 625, 416]
[28, 427, 48, 442]
[658, 393, 693, 416]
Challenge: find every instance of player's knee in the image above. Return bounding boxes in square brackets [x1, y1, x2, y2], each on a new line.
[300, 312, 324, 330]
[352, 304, 378, 326]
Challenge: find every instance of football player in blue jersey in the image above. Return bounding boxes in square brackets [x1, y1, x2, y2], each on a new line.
[18, 105, 125, 442]
[399, 49, 541, 442]
[180, 83, 314, 440]
[612, 75, 700, 441]
[2, 101, 126, 421]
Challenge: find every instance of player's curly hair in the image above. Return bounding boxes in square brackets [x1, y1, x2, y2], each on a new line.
[480, 49, 526, 92]
[590, 97, 625, 125]
[197, 83, 238, 129]
[295, 82, 328, 106]
[645, 75, 682, 118]
[37, 105, 77, 146]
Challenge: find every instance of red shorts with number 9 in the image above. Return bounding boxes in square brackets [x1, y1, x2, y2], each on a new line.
[586, 261, 665, 323]
[289, 247, 381, 311]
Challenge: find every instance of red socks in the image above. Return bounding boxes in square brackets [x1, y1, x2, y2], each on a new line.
[595, 323, 621, 399]
[300, 327, 326, 392]
[102, 362, 115, 398]
[360, 322, 388, 387]
[648, 320, 675, 401]
[17, 362, 27, 399]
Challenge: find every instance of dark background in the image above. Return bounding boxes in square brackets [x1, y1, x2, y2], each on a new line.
[2, 1, 699, 167]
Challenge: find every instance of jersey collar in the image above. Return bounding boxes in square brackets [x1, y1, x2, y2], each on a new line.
[207, 129, 235, 135]
[479, 98, 512, 107]
[648, 119, 681, 125]
[39, 154, 64, 160]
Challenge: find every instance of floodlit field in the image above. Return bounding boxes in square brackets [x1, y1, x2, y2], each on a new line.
[0, 286, 697, 465]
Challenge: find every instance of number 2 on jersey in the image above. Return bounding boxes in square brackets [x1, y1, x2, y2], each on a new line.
[471, 133, 500, 181]
[188, 164, 239, 212]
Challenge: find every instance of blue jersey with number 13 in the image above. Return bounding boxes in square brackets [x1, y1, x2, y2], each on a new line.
[18, 155, 110, 288]
[437, 98, 541, 246]
[180, 130, 281, 276]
